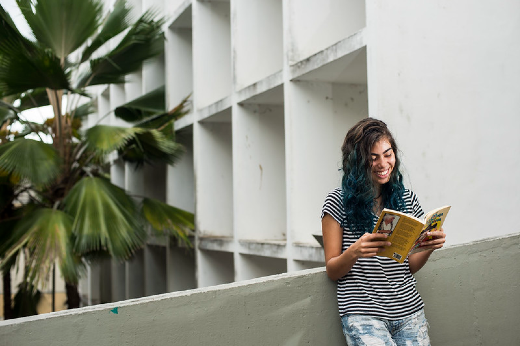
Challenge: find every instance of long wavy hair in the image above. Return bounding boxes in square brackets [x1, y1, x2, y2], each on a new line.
[341, 118, 406, 236]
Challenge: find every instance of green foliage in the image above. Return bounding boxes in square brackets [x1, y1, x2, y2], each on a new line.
[114, 86, 166, 123]
[0, 0, 194, 315]
[141, 198, 194, 246]
[75, 10, 165, 88]
[80, 0, 132, 63]
[0, 5, 70, 96]
[17, 0, 104, 59]
[2, 208, 78, 285]
[0, 139, 61, 186]
[86, 125, 144, 154]
[63, 177, 146, 260]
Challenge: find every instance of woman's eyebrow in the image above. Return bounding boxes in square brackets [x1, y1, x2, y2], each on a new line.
[371, 147, 393, 156]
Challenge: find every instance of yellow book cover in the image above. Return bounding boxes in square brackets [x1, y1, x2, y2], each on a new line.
[372, 205, 451, 263]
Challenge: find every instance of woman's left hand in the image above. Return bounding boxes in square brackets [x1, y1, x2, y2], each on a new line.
[417, 228, 446, 252]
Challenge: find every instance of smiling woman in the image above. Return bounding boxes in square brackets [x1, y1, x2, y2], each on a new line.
[321, 117, 446, 345]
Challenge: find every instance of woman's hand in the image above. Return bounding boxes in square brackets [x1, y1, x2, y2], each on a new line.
[408, 228, 446, 274]
[416, 229, 446, 252]
[348, 233, 392, 259]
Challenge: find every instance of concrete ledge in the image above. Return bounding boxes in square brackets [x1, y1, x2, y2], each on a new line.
[0, 267, 344, 346]
[415, 233, 520, 346]
[2, 234, 519, 346]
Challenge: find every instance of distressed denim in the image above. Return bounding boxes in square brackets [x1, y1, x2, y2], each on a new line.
[341, 309, 430, 346]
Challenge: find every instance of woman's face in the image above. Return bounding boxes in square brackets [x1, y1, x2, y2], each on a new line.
[370, 138, 395, 188]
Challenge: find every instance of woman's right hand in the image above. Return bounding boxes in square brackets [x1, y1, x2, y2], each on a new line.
[348, 233, 391, 259]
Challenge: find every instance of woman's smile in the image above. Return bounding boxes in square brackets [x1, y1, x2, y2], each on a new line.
[370, 139, 395, 186]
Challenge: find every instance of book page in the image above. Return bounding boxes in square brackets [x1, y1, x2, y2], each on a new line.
[372, 209, 424, 263]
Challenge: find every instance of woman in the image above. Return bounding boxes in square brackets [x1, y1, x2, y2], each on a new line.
[321, 118, 446, 345]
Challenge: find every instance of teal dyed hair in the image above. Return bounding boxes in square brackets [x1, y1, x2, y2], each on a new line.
[340, 118, 406, 237]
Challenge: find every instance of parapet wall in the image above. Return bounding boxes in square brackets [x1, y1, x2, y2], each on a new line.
[1, 234, 518, 346]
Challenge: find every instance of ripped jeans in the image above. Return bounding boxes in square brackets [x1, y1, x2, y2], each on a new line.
[341, 309, 430, 346]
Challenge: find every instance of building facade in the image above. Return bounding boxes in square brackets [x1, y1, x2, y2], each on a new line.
[81, 0, 520, 305]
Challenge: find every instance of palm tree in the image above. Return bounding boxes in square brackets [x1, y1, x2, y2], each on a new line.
[0, 0, 194, 318]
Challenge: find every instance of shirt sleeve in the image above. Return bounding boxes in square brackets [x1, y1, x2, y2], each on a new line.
[321, 188, 345, 226]
[408, 190, 425, 219]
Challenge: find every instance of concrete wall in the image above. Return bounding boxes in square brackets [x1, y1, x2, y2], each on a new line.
[416, 234, 520, 346]
[1, 234, 519, 345]
[366, 0, 520, 246]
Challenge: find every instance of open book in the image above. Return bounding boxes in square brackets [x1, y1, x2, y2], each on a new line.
[372, 205, 451, 263]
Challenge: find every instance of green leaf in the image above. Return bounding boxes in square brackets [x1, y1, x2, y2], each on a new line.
[71, 101, 95, 119]
[85, 125, 184, 166]
[0, 139, 61, 186]
[16, 0, 104, 59]
[121, 130, 185, 167]
[141, 198, 194, 247]
[0, 4, 24, 38]
[0, 6, 70, 96]
[114, 85, 165, 123]
[135, 94, 191, 132]
[76, 10, 165, 88]
[63, 177, 146, 259]
[80, 0, 132, 63]
[2, 208, 78, 285]
[85, 125, 144, 154]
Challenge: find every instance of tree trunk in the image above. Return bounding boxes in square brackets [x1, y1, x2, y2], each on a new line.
[2, 268, 13, 320]
[65, 283, 80, 309]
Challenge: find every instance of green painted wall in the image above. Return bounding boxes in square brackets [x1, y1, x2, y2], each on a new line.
[0, 234, 518, 346]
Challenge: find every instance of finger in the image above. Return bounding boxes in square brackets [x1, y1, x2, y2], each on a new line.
[364, 233, 389, 241]
[362, 241, 391, 249]
[427, 231, 446, 239]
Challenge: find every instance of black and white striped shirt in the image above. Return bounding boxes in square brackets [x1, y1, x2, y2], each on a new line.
[321, 187, 425, 320]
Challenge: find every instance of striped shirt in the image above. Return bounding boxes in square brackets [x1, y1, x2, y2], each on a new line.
[321, 187, 425, 320]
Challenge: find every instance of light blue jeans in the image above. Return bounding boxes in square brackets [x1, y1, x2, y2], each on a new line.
[341, 309, 430, 346]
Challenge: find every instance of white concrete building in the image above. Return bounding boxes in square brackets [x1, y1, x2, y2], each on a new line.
[83, 0, 520, 305]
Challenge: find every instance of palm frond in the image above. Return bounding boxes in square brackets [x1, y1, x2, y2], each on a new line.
[0, 139, 61, 186]
[76, 9, 165, 88]
[85, 125, 184, 166]
[0, 4, 32, 45]
[85, 125, 144, 154]
[63, 177, 146, 259]
[131, 94, 191, 132]
[121, 130, 185, 167]
[114, 85, 165, 123]
[71, 101, 95, 119]
[16, 0, 104, 59]
[1, 208, 78, 285]
[0, 5, 70, 96]
[80, 0, 132, 63]
[141, 198, 194, 247]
